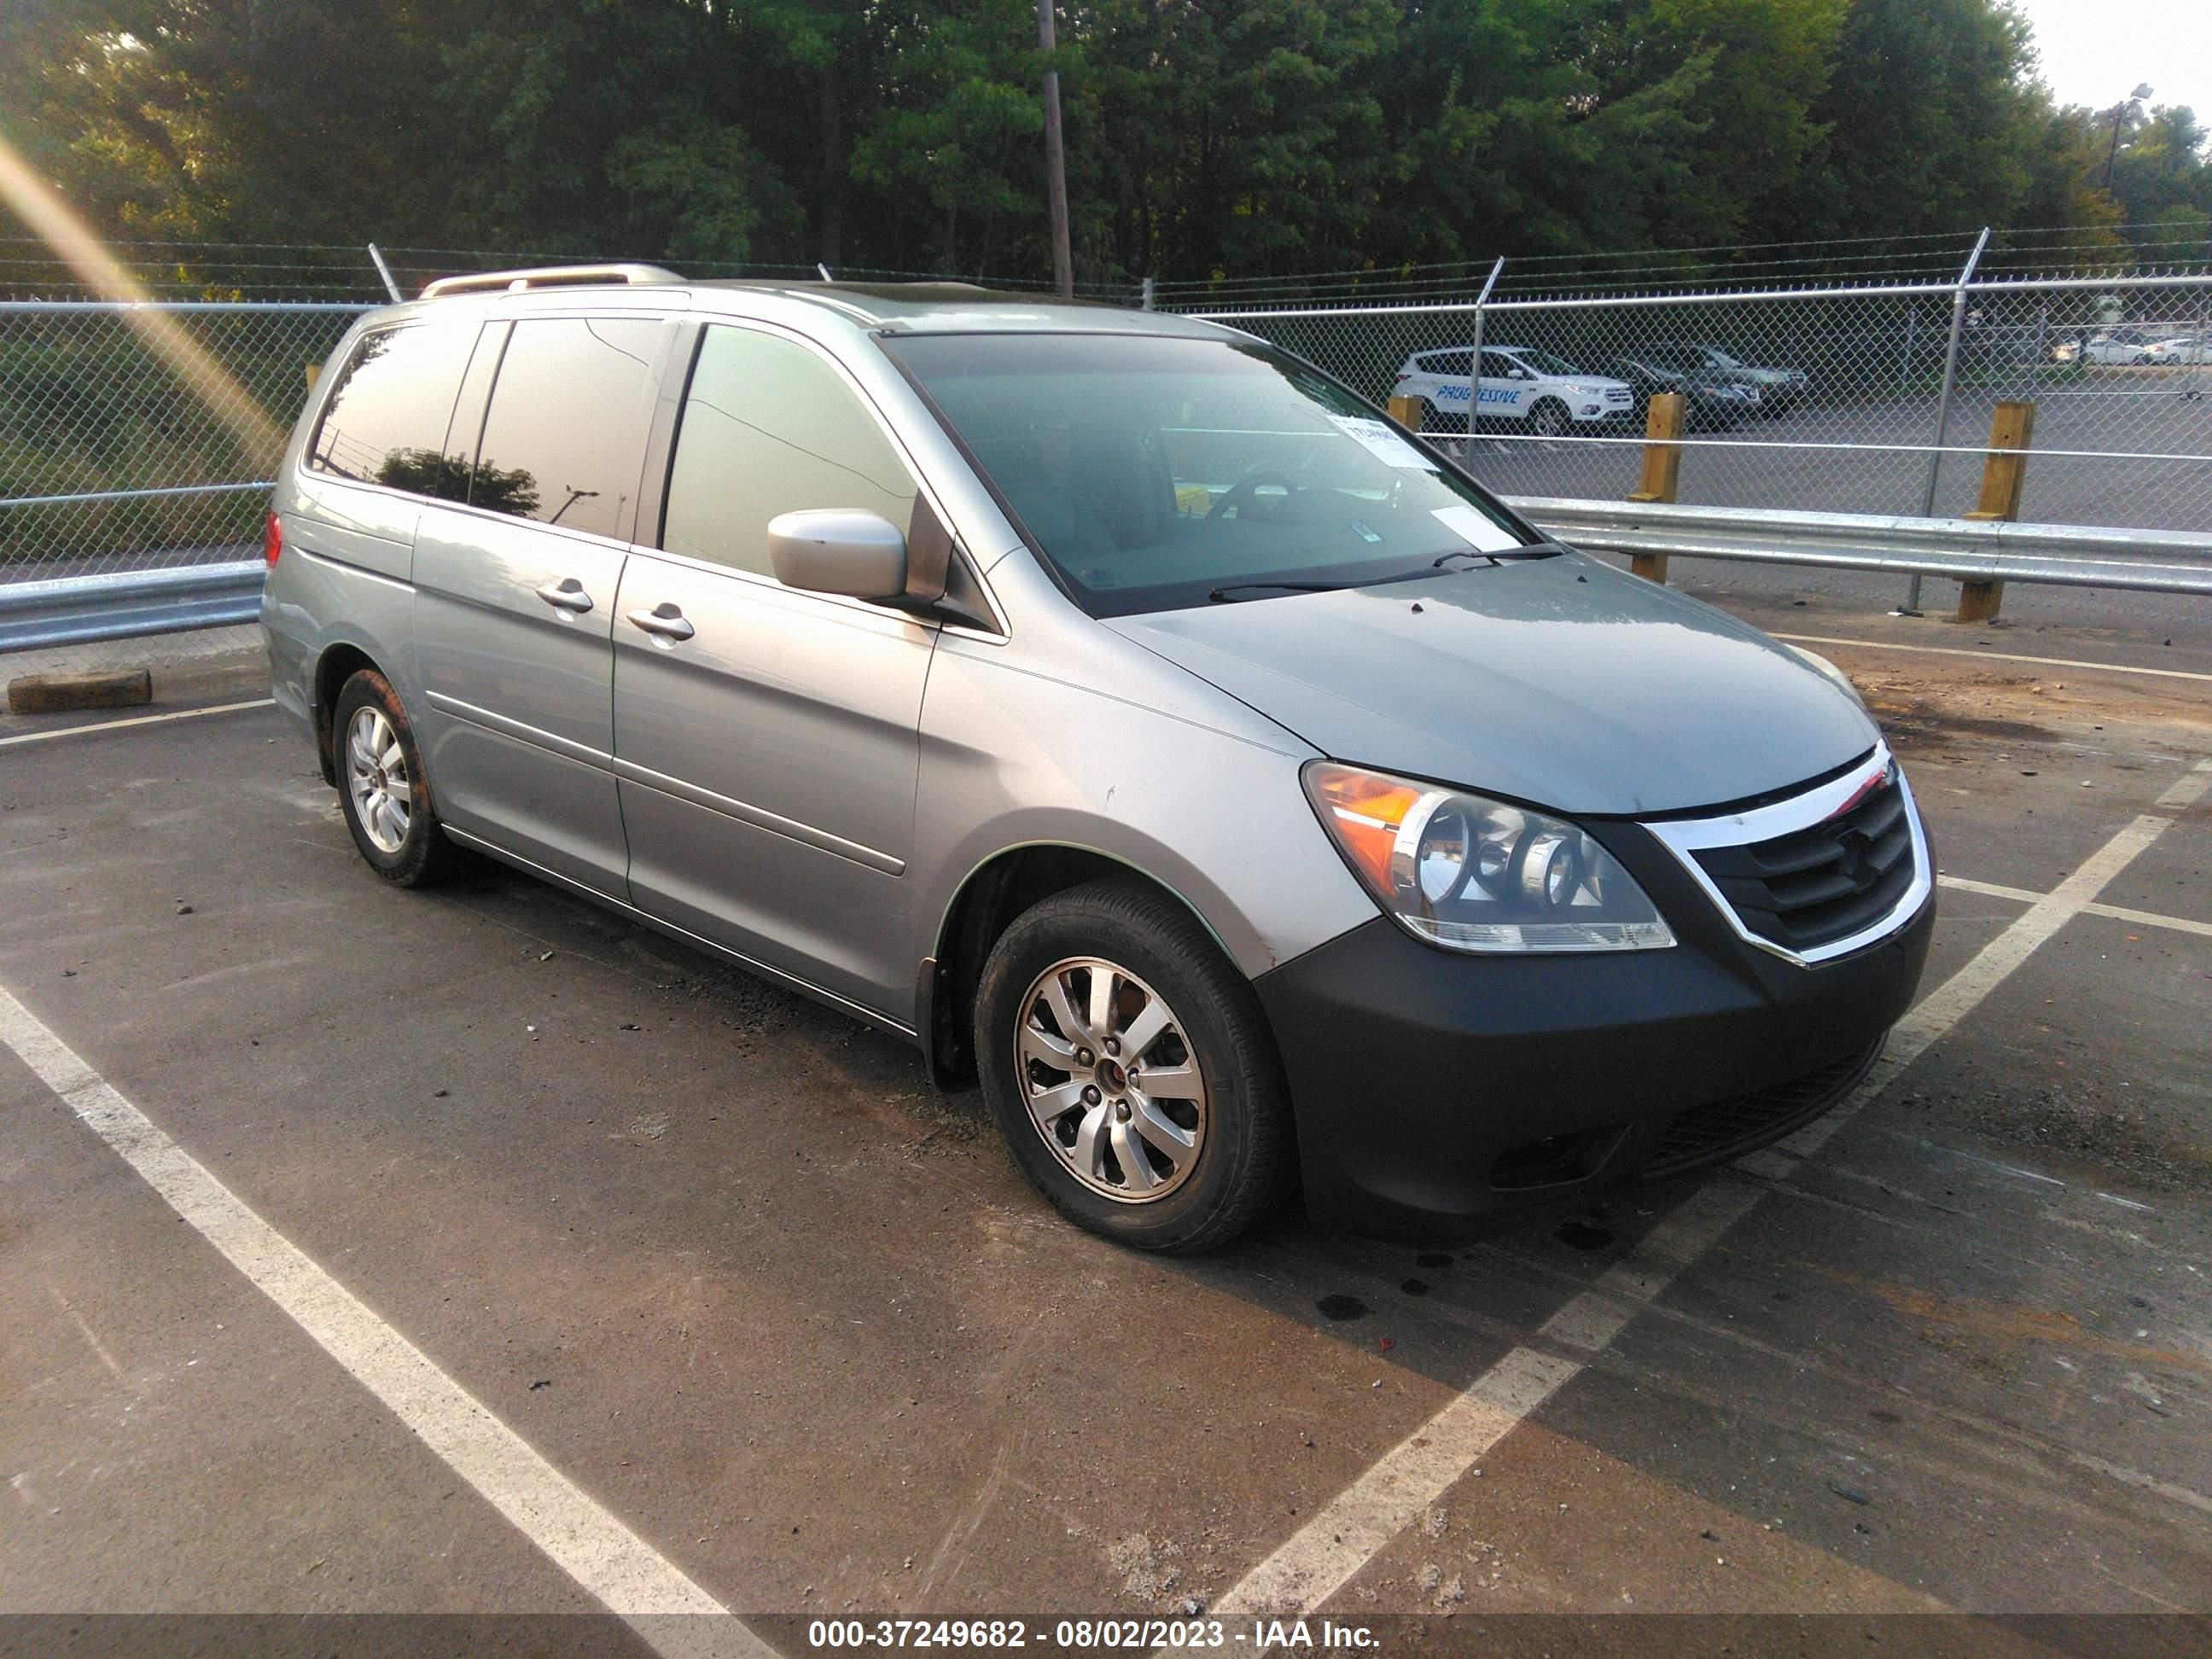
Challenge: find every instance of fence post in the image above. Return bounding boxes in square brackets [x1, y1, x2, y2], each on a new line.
[304, 361, 323, 391]
[1624, 393, 1686, 584]
[365, 243, 403, 304]
[1463, 257, 1505, 454]
[1140, 276, 1155, 311]
[1387, 394, 1424, 429]
[1903, 226, 1991, 614]
[1954, 399, 2034, 622]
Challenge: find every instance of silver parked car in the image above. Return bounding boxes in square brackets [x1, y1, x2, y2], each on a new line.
[264, 265, 1934, 1252]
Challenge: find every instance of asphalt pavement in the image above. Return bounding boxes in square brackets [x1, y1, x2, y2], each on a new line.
[2, 589, 2209, 1658]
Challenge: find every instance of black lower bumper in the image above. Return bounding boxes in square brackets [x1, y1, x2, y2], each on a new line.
[1252, 818, 1935, 1242]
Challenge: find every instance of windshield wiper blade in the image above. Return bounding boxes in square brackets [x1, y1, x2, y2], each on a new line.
[1432, 540, 1569, 568]
[1207, 581, 1345, 602]
[1488, 541, 1569, 560]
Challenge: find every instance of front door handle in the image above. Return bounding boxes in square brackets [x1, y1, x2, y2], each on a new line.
[626, 602, 696, 642]
[537, 578, 594, 614]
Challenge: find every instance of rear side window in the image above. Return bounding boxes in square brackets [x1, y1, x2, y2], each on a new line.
[1418, 351, 1473, 377]
[469, 317, 665, 538]
[661, 326, 918, 577]
[307, 323, 478, 497]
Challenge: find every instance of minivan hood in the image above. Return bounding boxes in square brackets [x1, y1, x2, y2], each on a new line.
[1105, 555, 1877, 817]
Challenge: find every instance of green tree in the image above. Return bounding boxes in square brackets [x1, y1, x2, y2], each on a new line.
[1796, 0, 2047, 243]
[2107, 105, 2212, 265]
[1065, 0, 1397, 281]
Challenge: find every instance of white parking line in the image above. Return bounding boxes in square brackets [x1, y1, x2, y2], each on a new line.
[1773, 634, 2212, 684]
[0, 697, 276, 748]
[0, 981, 767, 1659]
[1206, 762, 2210, 1619]
[1939, 874, 2212, 940]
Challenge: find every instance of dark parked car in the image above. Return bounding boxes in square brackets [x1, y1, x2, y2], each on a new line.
[1639, 342, 1810, 415]
[1607, 355, 1762, 428]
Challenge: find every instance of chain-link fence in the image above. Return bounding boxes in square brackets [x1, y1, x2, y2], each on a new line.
[1171, 265, 2212, 546]
[7, 241, 2210, 682]
[2, 299, 370, 673]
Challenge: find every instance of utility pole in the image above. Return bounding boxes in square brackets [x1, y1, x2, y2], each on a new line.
[1038, 0, 1073, 297]
[2104, 84, 2152, 193]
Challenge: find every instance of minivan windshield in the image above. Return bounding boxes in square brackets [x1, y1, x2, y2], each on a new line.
[882, 333, 1537, 615]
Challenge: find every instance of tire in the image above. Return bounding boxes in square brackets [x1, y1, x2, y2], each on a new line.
[975, 878, 1296, 1253]
[1529, 399, 1570, 438]
[331, 668, 465, 888]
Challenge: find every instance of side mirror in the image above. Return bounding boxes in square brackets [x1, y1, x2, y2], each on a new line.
[767, 509, 907, 601]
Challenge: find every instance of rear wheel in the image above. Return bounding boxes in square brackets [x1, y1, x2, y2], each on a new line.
[333, 668, 465, 888]
[1529, 399, 1570, 438]
[975, 880, 1295, 1253]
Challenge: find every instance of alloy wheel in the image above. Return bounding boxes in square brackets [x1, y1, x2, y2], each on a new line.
[346, 704, 412, 854]
[1015, 957, 1208, 1203]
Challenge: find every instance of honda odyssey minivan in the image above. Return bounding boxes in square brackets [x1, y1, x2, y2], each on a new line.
[263, 265, 1933, 1253]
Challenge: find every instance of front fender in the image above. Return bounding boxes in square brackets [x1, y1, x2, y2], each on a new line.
[910, 637, 1377, 984]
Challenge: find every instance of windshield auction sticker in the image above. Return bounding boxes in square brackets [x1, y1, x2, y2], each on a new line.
[1325, 413, 1441, 472]
[1429, 503, 1521, 552]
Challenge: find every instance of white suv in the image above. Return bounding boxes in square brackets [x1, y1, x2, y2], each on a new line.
[1393, 346, 1634, 437]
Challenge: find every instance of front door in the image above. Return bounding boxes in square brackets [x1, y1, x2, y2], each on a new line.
[613, 323, 939, 1019]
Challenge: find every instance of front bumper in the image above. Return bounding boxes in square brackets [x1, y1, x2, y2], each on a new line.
[1252, 812, 1934, 1241]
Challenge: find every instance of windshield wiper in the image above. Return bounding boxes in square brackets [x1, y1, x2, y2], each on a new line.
[1432, 541, 1569, 569]
[1207, 581, 1345, 602]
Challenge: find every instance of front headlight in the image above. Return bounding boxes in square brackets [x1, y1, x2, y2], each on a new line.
[1302, 762, 1676, 954]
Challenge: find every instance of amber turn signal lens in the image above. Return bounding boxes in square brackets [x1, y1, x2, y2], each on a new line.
[1304, 762, 1422, 894]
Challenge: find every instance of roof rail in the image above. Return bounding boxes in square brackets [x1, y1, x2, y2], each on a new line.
[418, 263, 683, 300]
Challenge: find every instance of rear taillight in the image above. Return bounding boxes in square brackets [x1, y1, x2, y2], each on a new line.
[1392, 372, 1411, 384]
[264, 510, 282, 567]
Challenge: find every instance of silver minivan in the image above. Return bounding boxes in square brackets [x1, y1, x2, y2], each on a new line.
[263, 265, 1934, 1252]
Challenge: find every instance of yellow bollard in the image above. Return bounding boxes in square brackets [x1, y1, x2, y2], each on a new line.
[1625, 392, 1685, 583]
[1956, 399, 2034, 623]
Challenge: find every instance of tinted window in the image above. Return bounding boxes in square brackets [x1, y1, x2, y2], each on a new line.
[308, 323, 478, 498]
[469, 317, 664, 536]
[1417, 351, 1473, 377]
[1479, 351, 1517, 378]
[661, 327, 919, 576]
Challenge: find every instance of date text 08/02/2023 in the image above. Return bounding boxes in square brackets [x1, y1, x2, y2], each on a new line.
[804, 1618, 1382, 1650]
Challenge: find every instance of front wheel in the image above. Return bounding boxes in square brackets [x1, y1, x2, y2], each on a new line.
[1529, 399, 1570, 438]
[975, 880, 1295, 1253]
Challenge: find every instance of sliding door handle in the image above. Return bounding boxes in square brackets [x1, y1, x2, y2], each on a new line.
[626, 602, 695, 642]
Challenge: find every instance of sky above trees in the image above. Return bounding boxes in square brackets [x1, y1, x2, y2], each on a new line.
[1, 1, 2206, 290]
[2016, 0, 2209, 126]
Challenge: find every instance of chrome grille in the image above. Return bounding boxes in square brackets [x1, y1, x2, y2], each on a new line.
[1690, 764, 1915, 952]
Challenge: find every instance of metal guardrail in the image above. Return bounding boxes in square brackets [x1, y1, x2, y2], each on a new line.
[3, 497, 2208, 661]
[0, 560, 265, 652]
[1505, 498, 2212, 596]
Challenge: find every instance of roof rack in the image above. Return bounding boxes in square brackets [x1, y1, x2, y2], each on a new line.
[419, 263, 683, 300]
